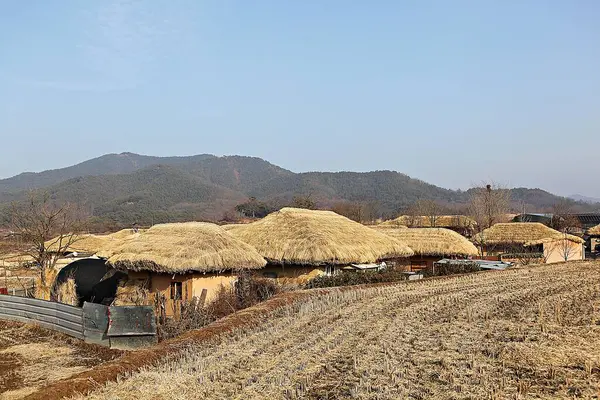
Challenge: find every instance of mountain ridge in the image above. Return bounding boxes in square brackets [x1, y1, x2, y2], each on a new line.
[0, 152, 598, 227]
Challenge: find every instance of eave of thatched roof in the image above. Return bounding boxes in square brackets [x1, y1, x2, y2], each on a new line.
[473, 223, 584, 246]
[373, 227, 478, 257]
[45, 234, 110, 254]
[227, 207, 414, 266]
[97, 222, 266, 274]
[45, 229, 142, 255]
[588, 224, 600, 236]
[380, 215, 476, 229]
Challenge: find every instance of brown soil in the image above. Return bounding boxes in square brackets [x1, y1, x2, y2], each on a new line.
[0, 320, 122, 398]
[0, 353, 23, 393]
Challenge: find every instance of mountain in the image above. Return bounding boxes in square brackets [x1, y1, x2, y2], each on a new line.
[0, 152, 215, 193]
[569, 194, 600, 204]
[1, 152, 597, 228]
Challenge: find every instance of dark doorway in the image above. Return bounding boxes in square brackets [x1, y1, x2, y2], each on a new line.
[52, 258, 126, 306]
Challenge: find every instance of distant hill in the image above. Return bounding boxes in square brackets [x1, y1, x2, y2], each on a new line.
[0, 152, 215, 193]
[569, 194, 600, 204]
[0, 152, 597, 228]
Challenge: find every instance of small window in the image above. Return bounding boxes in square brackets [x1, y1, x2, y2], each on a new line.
[170, 282, 182, 300]
[262, 271, 278, 279]
[325, 265, 336, 276]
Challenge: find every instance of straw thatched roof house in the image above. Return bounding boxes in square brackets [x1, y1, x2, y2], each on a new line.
[374, 226, 478, 271]
[473, 223, 584, 264]
[586, 224, 600, 255]
[227, 207, 413, 281]
[98, 222, 266, 316]
[589, 224, 600, 236]
[380, 215, 476, 236]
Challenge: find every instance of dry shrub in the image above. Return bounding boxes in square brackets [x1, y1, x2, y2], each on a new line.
[113, 278, 151, 306]
[234, 272, 279, 309]
[56, 278, 78, 306]
[157, 273, 281, 340]
[157, 297, 213, 340]
[305, 269, 408, 289]
[421, 261, 481, 277]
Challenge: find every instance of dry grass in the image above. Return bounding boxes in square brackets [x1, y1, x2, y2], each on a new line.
[97, 222, 266, 274]
[474, 222, 584, 246]
[373, 226, 479, 257]
[227, 207, 414, 266]
[56, 278, 78, 306]
[73, 261, 600, 400]
[0, 321, 121, 399]
[113, 278, 152, 306]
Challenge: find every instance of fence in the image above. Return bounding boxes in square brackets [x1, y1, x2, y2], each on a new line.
[0, 294, 156, 349]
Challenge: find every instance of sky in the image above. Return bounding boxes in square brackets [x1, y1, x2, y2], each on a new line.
[1, 1, 599, 197]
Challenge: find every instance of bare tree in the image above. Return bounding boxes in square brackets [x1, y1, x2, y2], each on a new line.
[331, 201, 380, 223]
[403, 203, 420, 227]
[421, 200, 442, 227]
[290, 193, 316, 210]
[468, 183, 511, 232]
[550, 200, 581, 234]
[405, 199, 442, 227]
[9, 192, 86, 299]
[331, 202, 362, 222]
[546, 234, 578, 262]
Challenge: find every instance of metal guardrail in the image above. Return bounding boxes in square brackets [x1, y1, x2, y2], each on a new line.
[0, 294, 84, 339]
[0, 294, 157, 349]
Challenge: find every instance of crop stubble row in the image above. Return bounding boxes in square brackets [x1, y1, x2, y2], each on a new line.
[79, 262, 600, 399]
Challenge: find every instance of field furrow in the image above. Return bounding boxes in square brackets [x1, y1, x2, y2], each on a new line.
[79, 262, 600, 400]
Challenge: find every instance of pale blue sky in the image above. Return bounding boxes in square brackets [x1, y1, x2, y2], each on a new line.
[1, 1, 599, 196]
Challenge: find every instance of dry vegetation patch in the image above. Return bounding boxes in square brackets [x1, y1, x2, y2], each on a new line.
[0, 321, 122, 399]
[71, 261, 600, 400]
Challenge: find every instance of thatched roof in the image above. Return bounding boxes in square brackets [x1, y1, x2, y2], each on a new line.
[380, 215, 476, 229]
[45, 234, 110, 254]
[473, 223, 584, 246]
[227, 207, 414, 266]
[373, 227, 478, 257]
[588, 224, 600, 236]
[97, 222, 266, 274]
[45, 229, 141, 255]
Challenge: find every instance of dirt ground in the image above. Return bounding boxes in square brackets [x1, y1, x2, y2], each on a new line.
[0, 321, 122, 400]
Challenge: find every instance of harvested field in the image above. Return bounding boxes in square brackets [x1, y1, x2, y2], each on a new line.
[64, 262, 600, 398]
[0, 321, 122, 400]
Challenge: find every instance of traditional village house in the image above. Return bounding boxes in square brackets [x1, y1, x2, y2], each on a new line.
[586, 224, 600, 256]
[97, 222, 266, 316]
[225, 207, 414, 282]
[373, 226, 479, 272]
[473, 223, 584, 263]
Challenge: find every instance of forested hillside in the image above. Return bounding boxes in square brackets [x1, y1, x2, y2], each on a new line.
[0, 152, 597, 228]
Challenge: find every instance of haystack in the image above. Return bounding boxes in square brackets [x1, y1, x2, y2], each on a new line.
[56, 278, 78, 306]
[113, 277, 152, 306]
[227, 207, 414, 266]
[373, 227, 478, 257]
[380, 215, 476, 229]
[473, 223, 584, 246]
[97, 222, 267, 274]
[588, 224, 600, 236]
